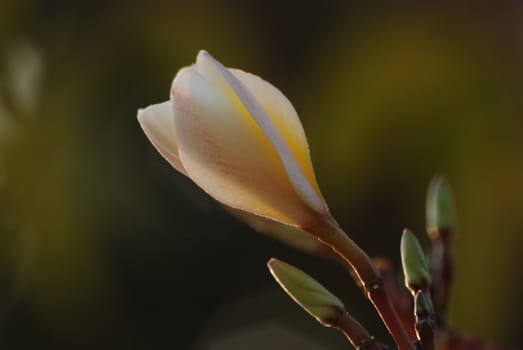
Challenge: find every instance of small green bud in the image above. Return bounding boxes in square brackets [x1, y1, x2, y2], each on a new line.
[426, 176, 456, 237]
[401, 229, 431, 291]
[267, 258, 345, 327]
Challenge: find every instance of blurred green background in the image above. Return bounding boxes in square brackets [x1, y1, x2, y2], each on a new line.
[1, 1, 522, 349]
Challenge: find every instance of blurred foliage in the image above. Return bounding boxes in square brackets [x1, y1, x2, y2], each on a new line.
[0, 1, 522, 349]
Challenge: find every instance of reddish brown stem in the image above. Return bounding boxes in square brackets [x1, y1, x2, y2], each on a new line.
[416, 320, 435, 350]
[374, 258, 417, 340]
[430, 228, 453, 318]
[413, 290, 436, 350]
[335, 311, 373, 348]
[368, 284, 414, 350]
[312, 221, 415, 350]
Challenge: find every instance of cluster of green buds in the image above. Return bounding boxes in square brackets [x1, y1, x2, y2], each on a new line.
[266, 175, 457, 350]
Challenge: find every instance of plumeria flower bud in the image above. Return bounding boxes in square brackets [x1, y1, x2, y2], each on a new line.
[138, 50, 335, 237]
[400, 229, 431, 293]
[267, 258, 345, 327]
[426, 176, 456, 238]
[138, 51, 417, 350]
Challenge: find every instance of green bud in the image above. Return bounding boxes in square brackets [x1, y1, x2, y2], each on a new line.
[401, 229, 431, 291]
[267, 258, 345, 327]
[426, 176, 456, 237]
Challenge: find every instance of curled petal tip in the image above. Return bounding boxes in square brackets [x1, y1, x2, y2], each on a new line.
[137, 101, 187, 175]
[198, 49, 210, 57]
[196, 50, 219, 69]
[136, 107, 149, 123]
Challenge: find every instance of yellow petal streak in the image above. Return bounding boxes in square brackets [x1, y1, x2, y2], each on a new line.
[171, 68, 316, 226]
[230, 69, 322, 198]
[194, 51, 326, 213]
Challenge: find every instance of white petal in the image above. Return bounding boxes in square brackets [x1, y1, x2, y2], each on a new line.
[194, 50, 327, 214]
[171, 66, 317, 227]
[137, 101, 187, 175]
[230, 68, 323, 200]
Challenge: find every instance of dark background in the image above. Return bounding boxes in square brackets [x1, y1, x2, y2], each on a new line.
[1, 1, 522, 349]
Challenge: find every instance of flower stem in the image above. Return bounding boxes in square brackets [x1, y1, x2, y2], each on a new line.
[374, 258, 418, 340]
[412, 290, 436, 350]
[429, 228, 453, 320]
[312, 220, 415, 350]
[334, 311, 373, 348]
